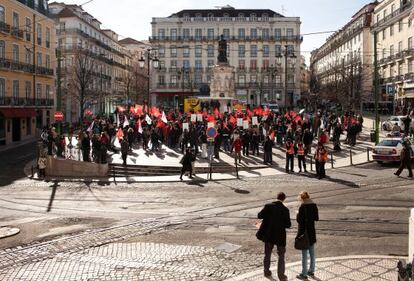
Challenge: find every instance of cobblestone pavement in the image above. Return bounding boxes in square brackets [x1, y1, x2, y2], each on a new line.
[0, 242, 262, 281]
[225, 256, 403, 281]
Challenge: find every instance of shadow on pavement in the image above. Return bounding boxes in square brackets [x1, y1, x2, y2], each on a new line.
[47, 181, 60, 212]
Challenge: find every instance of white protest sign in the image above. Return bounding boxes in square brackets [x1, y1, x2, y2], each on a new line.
[243, 120, 249, 129]
[183, 123, 189, 131]
[252, 116, 258, 126]
[197, 114, 203, 122]
[191, 114, 197, 122]
[237, 118, 243, 127]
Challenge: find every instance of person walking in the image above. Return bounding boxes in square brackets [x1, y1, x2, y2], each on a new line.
[394, 140, 413, 178]
[314, 142, 328, 179]
[179, 148, 193, 180]
[251, 130, 260, 156]
[296, 141, 307, 173]
[256, 192, 291, 280]
[242, 130, 251, 156]
[285, 139, 295, 173]
[263, 136, 273, 165]
[120, 137, 129, 166]
[38, 152, 47, 179]
[296, 191, 319, 280]
[233, 137, 242, 163]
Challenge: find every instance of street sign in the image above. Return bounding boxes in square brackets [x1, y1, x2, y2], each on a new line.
[54, 111, 64, 121]
[206, 127, 218, 139]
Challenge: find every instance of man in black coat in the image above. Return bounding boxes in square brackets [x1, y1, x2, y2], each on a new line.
[257, 192, 291, 280]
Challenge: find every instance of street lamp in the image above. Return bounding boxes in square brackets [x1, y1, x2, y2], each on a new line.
[138, 50, 159, 106]
[277, 47, 296, 108]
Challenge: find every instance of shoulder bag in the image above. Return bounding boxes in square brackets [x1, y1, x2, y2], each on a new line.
[294, 205, 310, 250]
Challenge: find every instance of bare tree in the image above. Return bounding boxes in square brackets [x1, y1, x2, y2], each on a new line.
[69, 47, 96, 121]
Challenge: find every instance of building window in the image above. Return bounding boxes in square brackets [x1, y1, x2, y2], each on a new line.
[195, 60, 202, 70]
[223, 29, 230, 40]
[183, 60, 190, 69]
[46, 85, 50, 100]
[0, 40, 4, 59]
[238, 28, 245, 39]
[158, 75, 165, 85]
[170, 29, 177, 40]
[287, 45, 295, 56]
[250, 60, 257, 70]
[238, 60, 245, 69]
[207, 60, 214, 67]
[287, 28, 294, 39]
[195, 29, 202, 40]
[262, 28, 269, 40]
[263, 60, 270, 70]
[25, 48, 31, 64]
[170, 46, 177, 58]
[183, 29, 190, 40]
[12, 44, 19, 62]
[0, 5, 4, 23]
[36, 52, 42, 66]
[398, 63, 403, 76]
[158, 29, 165, 40]
[183, 47, 189, 57]
[0, 78, 4, 98]
[208, 13, 214, 21]
[158, 47, 165, 58]
[46, 54, 50, 69]
[390, 45, 394, 56]
[409, 37, 413, 50]
[251, 45, 257, 57]
[207, 45, 214, 57]
[25, 81, 31, 100]
[250, 74, 257, 82]
[195, 45, 202, 57]
[390, 24, 394, 36]
[398, 41, 403, 53]
[46, 27, 50, 48]
[263, 45, 269, 57]
[250, 13, 257, 21]
[250, 28, 257, 39]
[25, 18, 31, 41]
[275, 29, 281, 40]
[382, 29, 386, 40]
[238, 75, 246, 85]
[12, 12, 19, 28]
[13, 80, 19, 99]
[207, 28, 214, 40]
[170, 75, 177, 85]
[170, 60, 177, 69]
[37, 23, 42, 45]
[238, 45, 245, 57]
[399, 20, 403, 32]
[262, 13, 269, 21]
[408, 60, 413, 73]
[275, 45, 282, 57]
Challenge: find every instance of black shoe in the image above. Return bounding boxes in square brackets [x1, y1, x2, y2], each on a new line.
[408, 175, 413, 178]
[296, 274, 308, 280]
[180, 177, 183, 181]
[308, 272, 315, 278]
[264, 270, 272, 277]
[394, 172, 400, 177]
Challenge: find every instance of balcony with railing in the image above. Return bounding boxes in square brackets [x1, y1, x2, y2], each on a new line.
[373, 1, 413, 29]
[0, 22, 11, 34]
[11, 27, 24, 39]
[0, 97, 54, 107]
[36, 66, 54, 76]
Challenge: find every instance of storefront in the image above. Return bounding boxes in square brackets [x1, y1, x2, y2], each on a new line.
[0, 109, 36, 146]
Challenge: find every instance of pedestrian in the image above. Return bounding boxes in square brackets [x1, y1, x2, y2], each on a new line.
[251, 130, 260, 156]
[394, 140, 413, 178]
[296, 141, 307, 173]
[38, 151, 47, 179]
[263, 136, 273, 165]
[296, 191, 319, 280]
[314, 142, 328, 179]
[179, 148, 193, 180]
[404, 115, 412, 136]
[256, 192, 291, 280]
[81, 132, 91, 162]
[233, 137, 242, 163]
[302, 128, 313, 155]
[120, 137, 129, 166]
[242, 130, 251, 156]
[285, 138, 295, 173]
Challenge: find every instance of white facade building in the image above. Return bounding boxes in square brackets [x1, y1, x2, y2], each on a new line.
[150, 6, 302, 108]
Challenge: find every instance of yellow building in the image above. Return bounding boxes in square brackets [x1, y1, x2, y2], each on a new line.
[0, 0, 55, 146]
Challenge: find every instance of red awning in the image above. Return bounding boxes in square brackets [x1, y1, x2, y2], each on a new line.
[0, 108, 37, 118]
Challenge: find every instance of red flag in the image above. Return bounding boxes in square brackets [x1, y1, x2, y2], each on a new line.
[294, 115, 302, 123]
[116, 128, 124, 140]
[136, 105, 143, 116]
[247, 109, 253, 117]
[152, 107, 161, 118]
[270, 131, 275, 141]
[207, 115, 215, 122]
[214, 108, 220, 117]
[156, 120, 165, 128]
[290, 111, 297, 118]
[229, 115, 237, 125]
[223, 121, 229, 129]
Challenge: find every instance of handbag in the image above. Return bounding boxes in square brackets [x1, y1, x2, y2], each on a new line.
[294, 206, 310, 250]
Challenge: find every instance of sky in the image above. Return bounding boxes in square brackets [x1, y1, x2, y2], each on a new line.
[57, 0, 373, 63]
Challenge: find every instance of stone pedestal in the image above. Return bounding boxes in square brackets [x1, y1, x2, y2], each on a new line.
[208, 64, 236, 112]
[409, 208, 414, 261]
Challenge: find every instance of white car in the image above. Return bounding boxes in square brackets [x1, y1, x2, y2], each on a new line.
[372, 137, 414, 164]
[382, 116, 406, 131]
[263, 103, 280, 113]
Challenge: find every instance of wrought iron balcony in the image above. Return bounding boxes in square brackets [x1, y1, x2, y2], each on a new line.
[0, 22, 11, 34]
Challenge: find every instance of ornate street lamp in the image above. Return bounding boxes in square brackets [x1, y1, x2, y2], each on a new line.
[138, 50, 159, 106]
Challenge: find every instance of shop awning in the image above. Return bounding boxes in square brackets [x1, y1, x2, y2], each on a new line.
[0, 108, 37, 118]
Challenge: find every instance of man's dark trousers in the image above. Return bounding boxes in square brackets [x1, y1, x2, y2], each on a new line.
[264, 243, 286, 278]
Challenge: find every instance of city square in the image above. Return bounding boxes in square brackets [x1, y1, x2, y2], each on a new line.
[1, 0, 414, 280]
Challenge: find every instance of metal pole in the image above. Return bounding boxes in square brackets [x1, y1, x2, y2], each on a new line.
[32, 14, 36, 107]
[284, 46, 288, 108]
[374, 30, 380, 144]
[367, 147, 370, 162]
[310, 156, 313, 171]
[350, 149, 353, 165]
[330, 152, 334, 169]
[147, 50, 151, 107]
[235, 154, 239, 179]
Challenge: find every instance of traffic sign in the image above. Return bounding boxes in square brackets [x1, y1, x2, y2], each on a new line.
[54, 111, 64, 121]
[206, 127, 218, 139]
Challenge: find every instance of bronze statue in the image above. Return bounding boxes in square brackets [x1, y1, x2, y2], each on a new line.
[217, 34, 228, 64]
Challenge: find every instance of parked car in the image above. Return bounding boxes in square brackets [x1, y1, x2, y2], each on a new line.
[382, 116, 406, 131]
[372, 137, 414, 164]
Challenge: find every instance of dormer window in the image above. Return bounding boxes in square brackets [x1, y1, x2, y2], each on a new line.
[262, 13, 269, 21]
[222, 13, 230, 21]
[238, 13, 245, 21]
[195, 13, 202, 21]
[250, 13, 257, 21]
[183, 13, 190, 21]
[208, 13, 214, 21]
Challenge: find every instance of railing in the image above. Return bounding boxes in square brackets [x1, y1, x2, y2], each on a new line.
[149, 34, 303, 42]
[373, 1, 412, 29]
[11, 27, 24, 39]
[0, 58, 53, 76]
[0, 21, 11, 34]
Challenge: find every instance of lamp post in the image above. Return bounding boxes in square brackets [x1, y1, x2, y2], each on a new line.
[138, 49, 159, 107]
[277, 46, 296, 108]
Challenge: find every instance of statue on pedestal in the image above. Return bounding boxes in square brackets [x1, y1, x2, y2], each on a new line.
[217, 35, 228, 64]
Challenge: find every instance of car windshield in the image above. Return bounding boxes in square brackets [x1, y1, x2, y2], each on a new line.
[378, 140, 401, 147]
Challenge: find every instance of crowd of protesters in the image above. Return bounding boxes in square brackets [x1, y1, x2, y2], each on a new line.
[38, 103, 370, 180]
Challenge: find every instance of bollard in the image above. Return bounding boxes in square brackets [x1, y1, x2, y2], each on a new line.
[310, 156, 313, 171]
[235, 156, 239, 179]
[31, 165, 34, 178]
[350, 149, 353, 165]
[367, 147, 370, 162]
[209, 157, 213, 180]
[330, 152, 334, 169]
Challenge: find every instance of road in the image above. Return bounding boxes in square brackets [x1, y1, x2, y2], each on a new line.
[0, 157, 412, 279]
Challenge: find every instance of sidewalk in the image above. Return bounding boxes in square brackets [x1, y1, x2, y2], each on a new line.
[0, 137, 36, 153]
[225, 255, 404, 281]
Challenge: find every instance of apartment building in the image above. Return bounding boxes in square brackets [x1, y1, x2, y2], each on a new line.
[372, 0, 414, 108]
[49, 2, 131, 122]
[299, 55, 310, 103]
[310, 2, 378, 111]
[0, 0, 55, 146]
[150, 6, 302, 108]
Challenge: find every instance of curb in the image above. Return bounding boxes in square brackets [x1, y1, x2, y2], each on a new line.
[224, 255, 407, 281]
